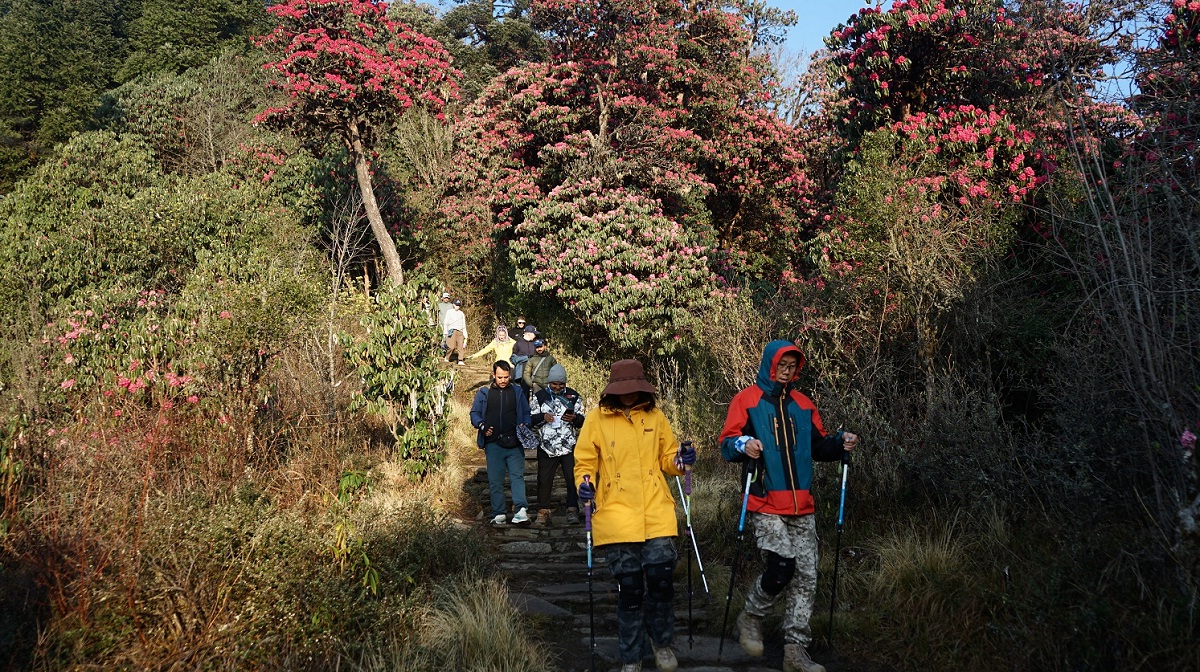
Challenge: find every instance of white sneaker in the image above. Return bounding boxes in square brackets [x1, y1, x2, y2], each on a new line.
[490, 514, 506, 526]
[511, 507, 530, 524]
[458, 360, 466, 366]
[652, 643, 677, 671]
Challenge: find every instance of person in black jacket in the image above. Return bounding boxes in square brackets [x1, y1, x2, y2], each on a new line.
[530, 364, 585, 527]
[511, 324, 539, 394]
[469, 361, 533, 526]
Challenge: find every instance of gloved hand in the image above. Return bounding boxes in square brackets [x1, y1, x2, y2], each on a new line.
[677, 440, 697, 467]
[577, 478, 595, 504]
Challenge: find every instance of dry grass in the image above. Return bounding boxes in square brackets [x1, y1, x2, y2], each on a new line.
[420, 575, 555, 672]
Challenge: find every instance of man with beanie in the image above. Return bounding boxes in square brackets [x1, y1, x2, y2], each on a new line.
[522, 338, 558, 394]
[470, 360, 533, 525]
[719, 340, 860, 672]
[530, 363, 584, 527]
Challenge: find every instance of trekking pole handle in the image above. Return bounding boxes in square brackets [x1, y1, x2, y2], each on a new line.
[836, 454, 849, 531]
[582, 475, 593, 529]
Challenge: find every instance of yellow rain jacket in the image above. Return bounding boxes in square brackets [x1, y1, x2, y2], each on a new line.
[574, 403, 684, 546]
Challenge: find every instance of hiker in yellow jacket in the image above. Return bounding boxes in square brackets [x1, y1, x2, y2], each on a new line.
[468, 325, 516, 365]
[575, 359, 696, 672]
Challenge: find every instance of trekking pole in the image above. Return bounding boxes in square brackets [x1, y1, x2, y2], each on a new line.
[674, 474, 711, 598]
[583, 475, 596, 672]
[718, 459, 756, 661]
[827, 450, 850, 645]
[684, 472, 693, 650]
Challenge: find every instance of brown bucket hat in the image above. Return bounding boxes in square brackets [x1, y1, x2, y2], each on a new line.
[601, 359, 657, 396]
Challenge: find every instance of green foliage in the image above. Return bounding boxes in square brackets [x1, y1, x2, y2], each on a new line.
[117, 0, 268, 82]
[803, 122, 1023, 383]
[99, 51, 270, 174]
[0, 130, 324, 422]
[437, 0, 546, 99]
[0, 0, 130, 189]
[343, 274, 451, 477]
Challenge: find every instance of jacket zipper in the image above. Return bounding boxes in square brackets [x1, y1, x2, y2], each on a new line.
[775, 398, 799, 514]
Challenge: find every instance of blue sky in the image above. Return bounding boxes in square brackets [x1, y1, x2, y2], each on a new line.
[773, 1, 874, 58]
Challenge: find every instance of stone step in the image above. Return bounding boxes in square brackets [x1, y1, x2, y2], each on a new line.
[577, 634, 760, 668]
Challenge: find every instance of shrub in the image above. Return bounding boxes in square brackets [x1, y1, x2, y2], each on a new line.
[420, 575, 554, 672]
[342, 273, 452, 478]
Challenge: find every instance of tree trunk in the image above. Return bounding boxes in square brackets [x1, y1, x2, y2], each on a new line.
[348, 119, 404, 285]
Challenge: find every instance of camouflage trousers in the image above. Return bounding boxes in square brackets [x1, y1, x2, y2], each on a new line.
[603, 536, 678, 663]
[743, 512, 819, 646]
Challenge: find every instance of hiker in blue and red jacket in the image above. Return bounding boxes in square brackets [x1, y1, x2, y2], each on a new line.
[719, 340, 860, 672]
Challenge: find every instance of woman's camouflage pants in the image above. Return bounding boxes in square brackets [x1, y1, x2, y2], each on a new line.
[743, 512, 819, 646]
[603, 536, 678, 663]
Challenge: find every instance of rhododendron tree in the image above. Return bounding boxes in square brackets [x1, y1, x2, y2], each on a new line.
[821, 0, 1114, 145]
[808, 107, 1040, 378]
[511, 181, 725, 350]
[797, 0, 1122, 378]
[255, 0, 458, 284]
[438, 0, 813, 351]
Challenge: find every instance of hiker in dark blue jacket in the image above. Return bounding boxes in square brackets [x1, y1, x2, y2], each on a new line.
[470, 360, 533, 526]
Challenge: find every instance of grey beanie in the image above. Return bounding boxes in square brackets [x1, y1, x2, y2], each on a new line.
[546, 363, 567, 383]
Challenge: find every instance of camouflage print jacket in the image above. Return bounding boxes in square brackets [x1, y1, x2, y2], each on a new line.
[531, 387, 585, 457]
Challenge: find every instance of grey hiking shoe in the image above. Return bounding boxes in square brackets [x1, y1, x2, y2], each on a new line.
[566, 507, 580, 524]
[652, 643, 677, 671]
[783, 643, 826, 672]
[737, 610, 764, 657]
[619, 663, 642, 672]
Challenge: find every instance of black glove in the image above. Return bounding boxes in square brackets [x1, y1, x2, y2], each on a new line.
[677, 440, 697, 466]
[578, 478, 595, 503]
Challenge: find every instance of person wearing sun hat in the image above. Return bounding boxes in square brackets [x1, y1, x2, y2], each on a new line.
[574, 359, 696, 672]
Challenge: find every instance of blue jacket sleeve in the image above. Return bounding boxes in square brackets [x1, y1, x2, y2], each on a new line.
[469, 388, 488, 429]
[517, 390, 531, 426]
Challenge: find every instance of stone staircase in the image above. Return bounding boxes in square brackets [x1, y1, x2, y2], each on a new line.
[463, 447, 786, 672]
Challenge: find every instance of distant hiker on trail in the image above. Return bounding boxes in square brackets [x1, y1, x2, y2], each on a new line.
[442, 299, 467, 365]
[436, 291, 453, 349]
[719, 340, 860, 672]
[530, 363, 584, 528]
[575, 359, 696, 672]
[469, 325, 515, 365]
[512, 324, 539, 392]
[522, 338, 558, 395]
[470, 360, 533, 526]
